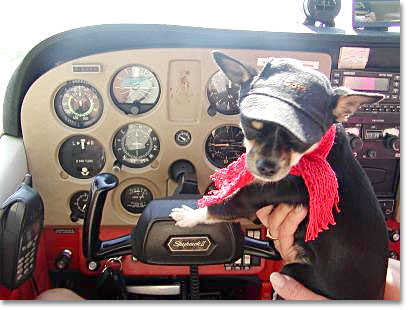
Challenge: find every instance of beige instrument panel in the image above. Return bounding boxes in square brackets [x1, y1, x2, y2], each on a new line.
[21, 48, 331, 226]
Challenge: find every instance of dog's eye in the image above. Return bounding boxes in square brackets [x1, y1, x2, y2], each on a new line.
[251, 120, 264, 130]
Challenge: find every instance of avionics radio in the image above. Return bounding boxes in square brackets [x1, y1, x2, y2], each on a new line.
[331, 70, 400, 113]
[331, 70, 400, 221]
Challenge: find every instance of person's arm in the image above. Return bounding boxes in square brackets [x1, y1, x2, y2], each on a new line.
[256, 204, 400, 300]
[384, 258, 400, 300]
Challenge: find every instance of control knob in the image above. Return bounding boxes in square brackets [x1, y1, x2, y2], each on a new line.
[347, 134, 364, 153]
[384, 134, 400, 152]
[367, 149, 377, 159]
[389, 250, 399, 260]
[55, 249, 72, 270]
[388, 229, 400, 243]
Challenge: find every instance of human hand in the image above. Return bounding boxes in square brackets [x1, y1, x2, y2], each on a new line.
[270, 258, 400, 300]
[256, 203, 307, 263]
[256, 204, 400, 300]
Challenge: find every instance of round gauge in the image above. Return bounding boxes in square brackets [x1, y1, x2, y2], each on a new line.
[111, 65, 161, 115]
[175, 130, 191, 146]
[207, 71, 240, 115]
[121, 184, 153, 214]
[112, 123, 160, 168]
[59, 135, 105, 179]
[205, 125, 246, 168]
[69, 191, 89, 220]
[54, 80, 103, 128]
[303, 0, 341, 24]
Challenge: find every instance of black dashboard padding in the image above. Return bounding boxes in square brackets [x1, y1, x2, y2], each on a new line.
[3, 24, 399, 137]
[131, 198, 244, 265]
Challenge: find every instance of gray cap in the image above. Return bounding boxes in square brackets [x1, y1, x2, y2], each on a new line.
[239, 58, 334, 145]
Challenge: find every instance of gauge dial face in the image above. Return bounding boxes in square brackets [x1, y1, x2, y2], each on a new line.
[54, 80, 103, 128]
[175, 130, 192, 146]
[111, 65, 161, 115]
[69, 191, 89, 219]
[112, 123, 160, 168]
[205, 125, 246, 168]
[59, 135, 105, 179]
[207, 71, 240, 115]
[121, 184, 153, 214]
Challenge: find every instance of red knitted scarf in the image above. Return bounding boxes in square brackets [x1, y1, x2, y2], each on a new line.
[198, 124, 340, 242]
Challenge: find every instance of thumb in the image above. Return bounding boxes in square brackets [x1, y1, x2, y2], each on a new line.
[270, 272, 328, 300]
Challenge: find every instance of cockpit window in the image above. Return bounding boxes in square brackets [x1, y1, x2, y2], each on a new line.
[0, 0, 399, 132]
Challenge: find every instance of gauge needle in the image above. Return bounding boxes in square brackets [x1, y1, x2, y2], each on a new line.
[210, 143, 230, 147]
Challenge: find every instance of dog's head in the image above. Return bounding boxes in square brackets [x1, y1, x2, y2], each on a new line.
[212, 51, 384, 182]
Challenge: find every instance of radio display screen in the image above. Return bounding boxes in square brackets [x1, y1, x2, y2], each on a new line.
[343, 76, 389, 91]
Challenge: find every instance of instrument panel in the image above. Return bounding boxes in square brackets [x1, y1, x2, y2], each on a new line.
[20, 48, 331, 226]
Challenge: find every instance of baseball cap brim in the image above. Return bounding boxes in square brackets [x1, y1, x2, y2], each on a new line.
[240, 94, 324, 145]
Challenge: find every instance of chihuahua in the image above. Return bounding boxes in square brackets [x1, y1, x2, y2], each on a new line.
[170, 51, 389, 299]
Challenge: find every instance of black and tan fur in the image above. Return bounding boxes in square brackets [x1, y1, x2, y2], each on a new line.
[170, 52, 389, 299]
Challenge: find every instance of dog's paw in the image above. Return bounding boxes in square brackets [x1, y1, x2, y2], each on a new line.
[169, 205, 206, 227]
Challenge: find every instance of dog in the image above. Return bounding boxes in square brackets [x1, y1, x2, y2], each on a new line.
[170, 51, 389, 299]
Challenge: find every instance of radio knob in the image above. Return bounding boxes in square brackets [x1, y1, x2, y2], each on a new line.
[388, 229, 400, 243]
[389, 250, 398, 260]
[367, 150, 377, 159]
[385, 134, 400, 152]
[348, 134, 363, 152]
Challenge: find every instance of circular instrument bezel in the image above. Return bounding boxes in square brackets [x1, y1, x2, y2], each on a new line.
[175, 129, 192, 146]
[207, 71, 240, 115]
[110, 64, 161, 115]
[204, 125, 246, 168]
[58, 135, 106, 179]
[112, 123, 160, 168]
[69, 190, 89, 219]
[120, 184, 153, 214]
[54, 80, 103, 128]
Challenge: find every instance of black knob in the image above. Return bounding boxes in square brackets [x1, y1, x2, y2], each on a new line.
[389, 250, 399, 260]
[385, 134, 400, 152]
[55, 249, 72, 270]
[112, 159, 122, 173]
[388, 229, 400, 243]
[348, 134, 363, 152]
[367, 149, 377, 159]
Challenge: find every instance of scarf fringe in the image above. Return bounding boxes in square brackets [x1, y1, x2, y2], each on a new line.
[198, 125, 339, 242]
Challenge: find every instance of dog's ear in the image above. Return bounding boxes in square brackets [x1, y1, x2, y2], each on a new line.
[332, 87, 384, 122]
[212, 51, 257, 85]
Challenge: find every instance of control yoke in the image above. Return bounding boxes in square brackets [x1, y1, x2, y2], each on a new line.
[82, 173, 281, 262]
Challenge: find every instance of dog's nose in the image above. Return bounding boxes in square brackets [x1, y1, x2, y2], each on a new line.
[256, 159, 278, 176]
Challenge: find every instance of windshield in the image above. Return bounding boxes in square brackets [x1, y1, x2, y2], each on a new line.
[0, 0, 397, 133]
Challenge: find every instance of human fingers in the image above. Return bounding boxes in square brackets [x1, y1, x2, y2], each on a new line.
[270, 272, 328, 300]
[255, 205, 274, 227]
[265, 203, 294, 241]
[277, 204, 307, 262]
[384, 258, 400, 300]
